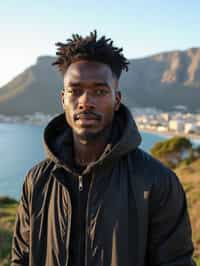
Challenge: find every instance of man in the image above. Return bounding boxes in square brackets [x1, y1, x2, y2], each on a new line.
[12, 31, 195, 266]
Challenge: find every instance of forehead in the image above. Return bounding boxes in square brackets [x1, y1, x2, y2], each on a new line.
[64, 60, 114, 84]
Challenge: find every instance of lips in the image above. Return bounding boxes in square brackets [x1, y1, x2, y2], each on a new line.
[74, 112, 101, 127]
[74, 112, 101, 121]
[76, 114, 98, 120]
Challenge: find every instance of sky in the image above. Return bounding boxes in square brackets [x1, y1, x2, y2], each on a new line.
[0, 0, 200, 87]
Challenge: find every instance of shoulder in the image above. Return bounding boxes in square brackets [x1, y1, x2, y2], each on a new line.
[128, 148, 184, 195]
[127, 149, 186, 220]
[23, 158, 55, 188]
[129, 147, 173, 178]
[18, 159, 55, 204]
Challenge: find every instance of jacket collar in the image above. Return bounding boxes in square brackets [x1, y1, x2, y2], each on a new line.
[43, 104, 141, 174]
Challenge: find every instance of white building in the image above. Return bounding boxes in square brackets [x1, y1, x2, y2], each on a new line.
[161, 113, 170, 122]
[169, 120, 184, 132]
[184, 123, 200, 134]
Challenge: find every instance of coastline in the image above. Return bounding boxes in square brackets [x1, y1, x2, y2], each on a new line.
[140, 128, 200, 143]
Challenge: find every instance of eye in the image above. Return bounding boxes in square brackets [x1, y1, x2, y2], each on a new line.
[67, 87, 82, 96]
[95, 88, 109, 96]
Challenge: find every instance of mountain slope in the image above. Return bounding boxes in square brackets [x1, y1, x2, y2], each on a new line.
[120, 47, 200, 110]
[1, 48, 200, 115]
[0, 57, 63, 115]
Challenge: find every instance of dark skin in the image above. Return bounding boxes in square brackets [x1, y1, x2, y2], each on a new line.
[61, 60, 121, 166]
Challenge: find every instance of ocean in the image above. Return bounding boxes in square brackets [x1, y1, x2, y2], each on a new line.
[0, 122, 168, 200]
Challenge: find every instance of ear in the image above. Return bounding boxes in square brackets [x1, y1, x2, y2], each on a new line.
[61, 89, 65, 109]
[114, 90, 121, 111]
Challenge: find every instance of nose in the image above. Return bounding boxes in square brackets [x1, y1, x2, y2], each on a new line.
[78, 91, 95, 110]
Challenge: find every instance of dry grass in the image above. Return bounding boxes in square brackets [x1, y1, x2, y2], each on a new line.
[175, 158, 200, 260]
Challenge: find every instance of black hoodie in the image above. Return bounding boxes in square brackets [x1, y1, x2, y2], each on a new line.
[43, 104, 141, 266]
[12, 104, 195, 266]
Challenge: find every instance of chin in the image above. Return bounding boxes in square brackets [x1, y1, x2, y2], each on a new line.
[75, 127, 106, 141]
[78, 131, 102, 141]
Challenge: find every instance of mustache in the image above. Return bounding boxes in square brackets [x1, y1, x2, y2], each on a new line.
[74, 111, 102, 120]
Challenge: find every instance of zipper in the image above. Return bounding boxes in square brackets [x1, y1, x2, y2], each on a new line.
[85, 171, 95, 266]
[52, 167, 72, 266]
[78, 175, 83, 266]
[65, 188, 72, 266]
[78, 175, 83, 191]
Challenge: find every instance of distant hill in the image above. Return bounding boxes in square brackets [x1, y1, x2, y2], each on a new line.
[1, 48, 200, 115]
[121, 47, 200, 111]
[0, 57, 63, 115]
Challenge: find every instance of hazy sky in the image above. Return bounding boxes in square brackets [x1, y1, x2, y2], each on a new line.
[1, 0, 200, 87]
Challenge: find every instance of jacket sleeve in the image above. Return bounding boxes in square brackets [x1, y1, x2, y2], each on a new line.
[11, 172, 32, 266]
[148, 171, 195, 266]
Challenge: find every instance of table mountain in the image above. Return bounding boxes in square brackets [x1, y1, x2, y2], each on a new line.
[1, 48, 200, 115]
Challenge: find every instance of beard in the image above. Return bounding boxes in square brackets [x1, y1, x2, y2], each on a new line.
[65, 112, 114, 143]
[76, 126, 111, 143]
[73, 121, 113, 144]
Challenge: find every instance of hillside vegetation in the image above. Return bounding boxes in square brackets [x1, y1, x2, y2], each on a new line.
[0, 197, 18, 266]
[151, 136, 200, 262]
[175, 158, 200, 260]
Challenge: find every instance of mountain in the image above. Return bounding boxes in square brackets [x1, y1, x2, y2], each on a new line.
[1, 48, 200, 115]
[121, 47, 200, 111]
[0, 56, 63, 115]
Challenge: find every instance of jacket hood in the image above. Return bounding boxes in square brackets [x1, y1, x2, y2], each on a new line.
[43, 104, 141, 173]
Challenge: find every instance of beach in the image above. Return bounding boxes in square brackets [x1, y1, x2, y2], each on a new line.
[140, 128, 200, 143]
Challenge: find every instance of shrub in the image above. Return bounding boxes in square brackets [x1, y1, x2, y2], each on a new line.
[150, 136, 193, 168]
[0, 197, 18, 205]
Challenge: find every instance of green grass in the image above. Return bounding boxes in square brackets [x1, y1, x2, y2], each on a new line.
[0, 197, 18, 265]
[0, 228, 12, 262]
[194, 257, 200, 266]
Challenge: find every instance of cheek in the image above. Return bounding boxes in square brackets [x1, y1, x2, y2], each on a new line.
[63, 97, 75, 111]
[102, 103, 115, 121]
[63, 101, 74, 121]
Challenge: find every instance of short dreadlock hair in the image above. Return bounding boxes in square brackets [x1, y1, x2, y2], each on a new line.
[52, 30, 129, 79]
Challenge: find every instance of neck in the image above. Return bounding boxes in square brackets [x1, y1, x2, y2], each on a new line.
[73, 127, 112, 166]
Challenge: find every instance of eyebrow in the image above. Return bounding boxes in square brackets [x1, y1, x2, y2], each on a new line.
[67, 81, 111, 88]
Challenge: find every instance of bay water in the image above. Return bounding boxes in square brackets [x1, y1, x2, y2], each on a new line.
[0, 122, 167, 200]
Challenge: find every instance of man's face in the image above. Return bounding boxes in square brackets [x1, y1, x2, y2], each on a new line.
[61, 60, 121, 140]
